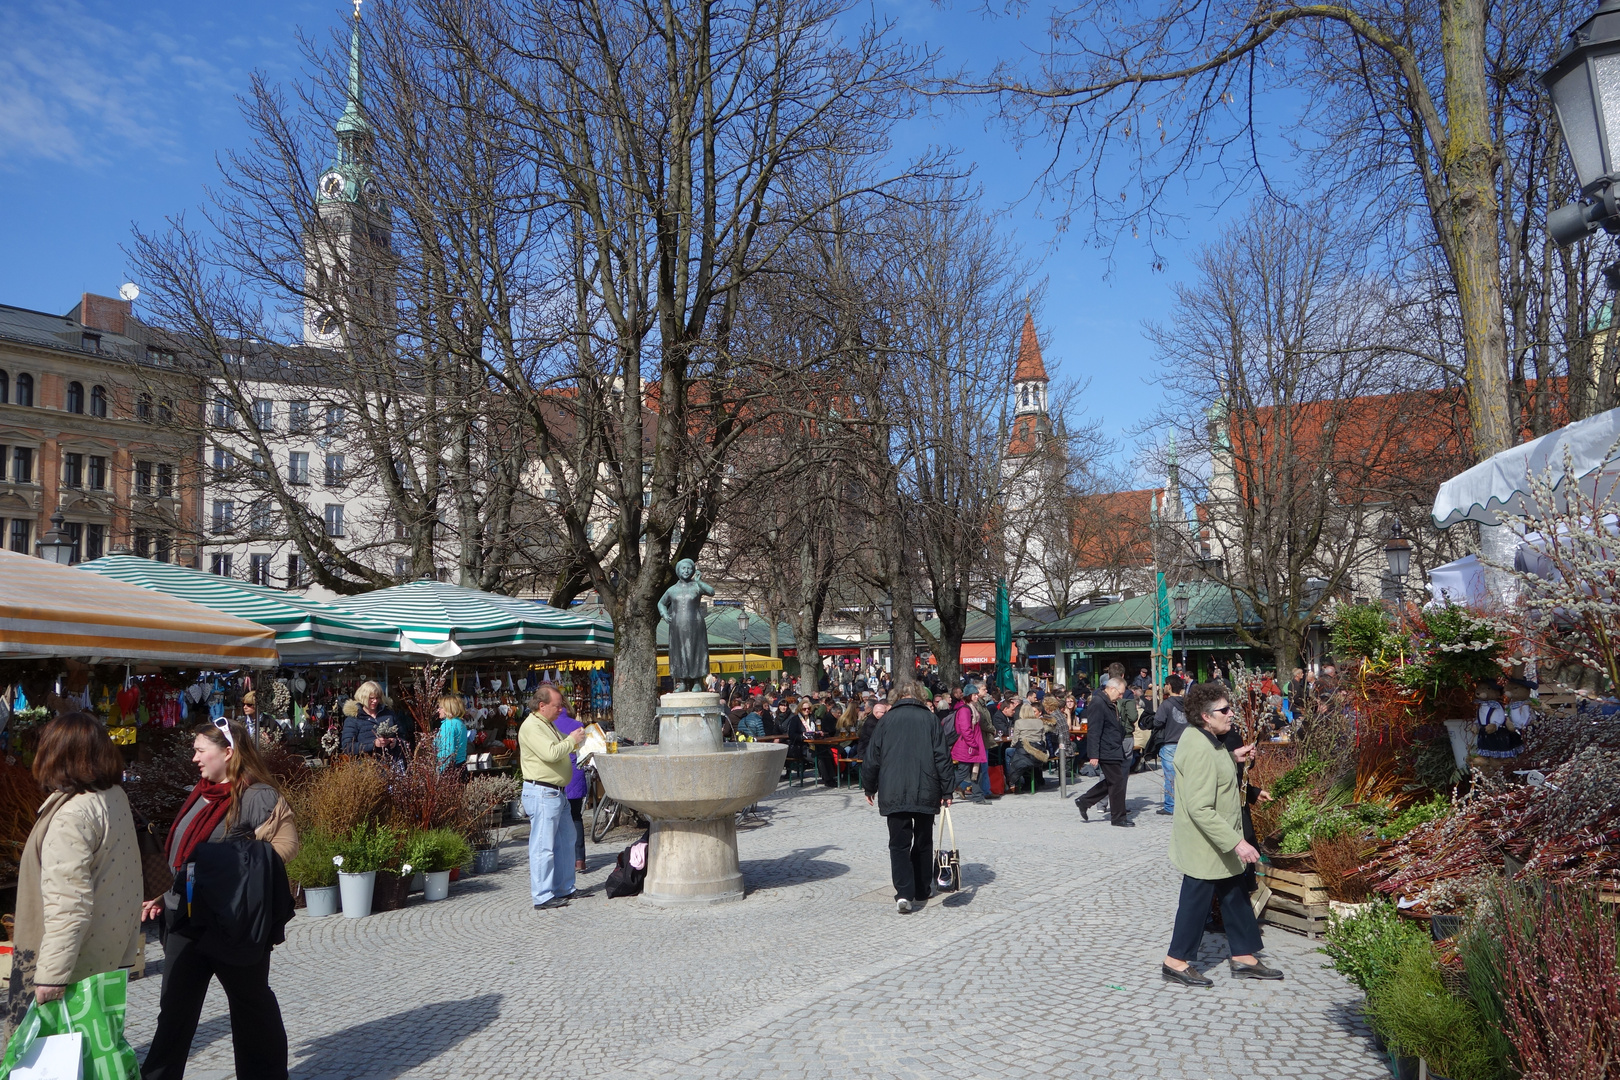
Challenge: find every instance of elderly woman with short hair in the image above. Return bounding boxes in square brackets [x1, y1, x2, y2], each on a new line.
[340, 680, 397, 756]
[1161, 682, 1283, 987]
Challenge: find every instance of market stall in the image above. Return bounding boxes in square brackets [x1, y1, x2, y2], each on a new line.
[328, 579, 614, 660]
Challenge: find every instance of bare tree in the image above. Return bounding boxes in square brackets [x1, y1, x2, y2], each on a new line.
[1151, 203, 1468, 672]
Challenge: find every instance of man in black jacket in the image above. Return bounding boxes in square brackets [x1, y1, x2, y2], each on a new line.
[1149, 675, 1188, 815]
[863, 682, 954, 914]
[1075, 677, 1132, 826]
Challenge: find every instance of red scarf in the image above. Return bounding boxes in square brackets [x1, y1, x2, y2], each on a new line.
[165, 779, 234, 872]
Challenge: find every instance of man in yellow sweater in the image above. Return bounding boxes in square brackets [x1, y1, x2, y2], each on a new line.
[520, 686, 586, 909]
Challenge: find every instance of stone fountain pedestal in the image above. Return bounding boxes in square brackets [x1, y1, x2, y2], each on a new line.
[592, 692, 787, 905]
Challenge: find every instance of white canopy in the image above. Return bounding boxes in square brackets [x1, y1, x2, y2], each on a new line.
[1426, 554, 1487, 608]
[1432, 407, 1620, 528]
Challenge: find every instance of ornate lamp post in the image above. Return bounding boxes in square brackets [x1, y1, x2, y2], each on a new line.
[737, 608, 750, 691]
[35, 510, 75, 565]
[1172, 582, 1191, 675]
[1544, 0, 1620, 260]
[1384, 520, 1413, 602]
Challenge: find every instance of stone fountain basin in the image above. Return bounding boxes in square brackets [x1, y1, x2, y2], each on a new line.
[592, 743, 787, 820]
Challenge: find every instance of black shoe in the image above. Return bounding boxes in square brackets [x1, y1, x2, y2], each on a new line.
[1111, 820, 1135, 828]
[1162, 963, 1214, 988]
[1156, 809, 1174, 816]
[535, 897, 570, 910]
[1075, 799, 1089, 821]
[1229, 959, 1284, 980]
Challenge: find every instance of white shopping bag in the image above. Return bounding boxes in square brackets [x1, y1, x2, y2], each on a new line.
[11, 1032, 83, 1080]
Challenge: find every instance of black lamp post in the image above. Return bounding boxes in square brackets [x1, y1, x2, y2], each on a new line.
[1172, 583, 1191, 674]
[1384, 520, 1412, 601]
[737, 609, 750, 688]
[35, 510, 75, 565]
[1544, 0, 1620, 256]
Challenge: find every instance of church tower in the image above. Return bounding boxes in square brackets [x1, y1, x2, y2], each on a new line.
[1007, 311, 1051, 453]
[303, 0, 394, 347]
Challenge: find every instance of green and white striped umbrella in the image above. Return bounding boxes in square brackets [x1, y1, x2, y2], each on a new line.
[78, 555, 417, 663]
[328, 579, 615, 659]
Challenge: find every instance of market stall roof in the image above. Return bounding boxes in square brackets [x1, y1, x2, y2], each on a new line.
[862, 610, 1043, 648]
[0, 550, 278, 667]
[328, 579, 615, 659]
[78, 555, 417, 663]
[1432, 406, 1620, 528]
[657, 651, 784, 676]
[1028, 583, 1260, 636]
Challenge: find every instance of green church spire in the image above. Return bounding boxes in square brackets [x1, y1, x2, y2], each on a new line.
[335, 0, 369, 141]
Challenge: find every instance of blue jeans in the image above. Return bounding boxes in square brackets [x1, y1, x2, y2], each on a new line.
[1159, 743, 1177, 812]
[522, 782, 576, 905]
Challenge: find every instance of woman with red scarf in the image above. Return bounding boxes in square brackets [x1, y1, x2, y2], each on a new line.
[140, 720, 299, 1080]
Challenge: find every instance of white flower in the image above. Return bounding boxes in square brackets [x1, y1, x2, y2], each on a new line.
[401, 863, 413, 875]
[332, 855, 344, 868]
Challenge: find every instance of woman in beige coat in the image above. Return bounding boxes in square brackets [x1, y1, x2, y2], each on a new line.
[7, 712, 141, 1031]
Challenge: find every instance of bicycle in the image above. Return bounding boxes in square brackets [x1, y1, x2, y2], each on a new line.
[583, 759, 642, 842]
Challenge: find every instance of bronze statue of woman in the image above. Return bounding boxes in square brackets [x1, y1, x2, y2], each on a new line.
[658, 559, 714, 692]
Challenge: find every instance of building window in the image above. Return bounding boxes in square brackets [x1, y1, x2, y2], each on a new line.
[84, 523, 104, 561]
[15, 374, 33, 408]
[81, 334, 100, 353]
[249, 499, 274, 536]
[251, 450, 268, 482]
[154, 531, 172, 563]
[137, 394, 152, 422]
[87, 456, 106, 490]
[251, 398, 273, 432]
[64, 522, 82, 564]
[212, 394, 236, 428]
[0, 370, 7, 404]
[286, 554, 304, 588]
[324, 454, 345, 487]
[212, 446, 235, 478]
[325, 406, 345, 438]
[288, 400, 310, 434]
[12, 448, 32, 484]
[62, 453, 83, 489]
[134, 528, 151, 558]
[249, 553, 270, 585]
[394, 513, 408, 541]
[288, 452, 309, 485]
[394, 556, 410, 579]
[66, 382, 84, 413]
[9, 519, 29, 553]
[135, 461, 152, 495]
[156, 463, 174, 498]
[90, 385, 107, 418]
[146, 348, 176, 366]
[323, 503, 345, 538]
[157, 398, 173, 424]
[210, 552, 233, 577]
[212, 500, 235, 535]
[0, 445, 6, 480]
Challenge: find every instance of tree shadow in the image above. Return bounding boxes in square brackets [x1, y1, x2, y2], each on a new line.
[288, 993, 503, 1079]
[941, 862, 997, 908]
[741, 844, 849, 893]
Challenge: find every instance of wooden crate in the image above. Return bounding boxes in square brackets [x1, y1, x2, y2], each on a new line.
[1258, 865, 1330, 937]
[1258, 865, 1330, 905]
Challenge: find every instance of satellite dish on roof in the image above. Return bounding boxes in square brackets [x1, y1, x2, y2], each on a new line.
[118, 283, 140, 302]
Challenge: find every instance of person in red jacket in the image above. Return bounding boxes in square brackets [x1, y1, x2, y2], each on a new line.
[950, 694, 988, 803]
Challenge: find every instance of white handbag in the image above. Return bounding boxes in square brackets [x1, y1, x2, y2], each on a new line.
[11, 1001, 83, 1080]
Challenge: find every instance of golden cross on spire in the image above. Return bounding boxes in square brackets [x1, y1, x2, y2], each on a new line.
[353, 0, 363, 18]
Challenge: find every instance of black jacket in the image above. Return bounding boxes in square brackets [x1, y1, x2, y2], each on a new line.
[1083, 695, 1126, 762]
[856, 712, 881, 762]
[1151, 696, 1188, 745]
[862, 698, 953, 816]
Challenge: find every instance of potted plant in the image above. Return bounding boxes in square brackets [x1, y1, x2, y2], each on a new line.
[334, 821, 399, 919]
[286, 829, 341, 917]
[405, 829, 474, 901]
[1365, 937, 1498, 1080]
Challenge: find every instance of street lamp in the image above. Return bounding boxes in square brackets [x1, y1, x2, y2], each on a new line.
[1544, 1, 1620, 253]
[737, 609, 750, 691]
[1384, 519, 1412, 600]
[35, 510, 74, 565]
[1172, 582, 1191, 676]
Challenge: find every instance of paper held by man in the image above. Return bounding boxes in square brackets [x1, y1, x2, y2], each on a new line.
[575, 722, 610, 763]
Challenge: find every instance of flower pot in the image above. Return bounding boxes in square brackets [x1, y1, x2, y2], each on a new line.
[1389, 1053, 1419, 1080]
[1421, 1063, 1454, 1080]
[338, 871, 376, 918]
[301, 884, 340, 918]
[472, 846, 499, 874]
[372, 870, 410, 911]
[423, 870, 451, 901]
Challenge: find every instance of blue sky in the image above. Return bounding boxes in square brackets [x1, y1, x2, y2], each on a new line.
[0, 0, 1290, 479]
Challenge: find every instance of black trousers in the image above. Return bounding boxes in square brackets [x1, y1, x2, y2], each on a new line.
[569, 796, 586, 866]
[886, 812, 935, 902]
[1076, 761, 1128, 823]
[1167, 873, 1263, 962]
[142, 931, 288, 1080]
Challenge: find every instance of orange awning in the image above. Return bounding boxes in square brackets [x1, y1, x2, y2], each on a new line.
[959, 642, 1016, 666]
[0, 551, 278, 667]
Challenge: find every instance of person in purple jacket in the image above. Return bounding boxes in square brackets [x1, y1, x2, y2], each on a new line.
[553, 700, 589, 873]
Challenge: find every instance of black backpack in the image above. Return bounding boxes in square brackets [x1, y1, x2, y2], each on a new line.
[604, 830, 650, 898]
[179, 839, 295, 963]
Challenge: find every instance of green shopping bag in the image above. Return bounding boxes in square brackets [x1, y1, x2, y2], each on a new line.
[2, 970, 138, 1080]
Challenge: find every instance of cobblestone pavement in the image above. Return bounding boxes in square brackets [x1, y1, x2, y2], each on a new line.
[125, 771, 1384, 1080]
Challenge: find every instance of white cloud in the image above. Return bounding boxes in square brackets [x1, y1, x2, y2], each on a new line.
[0, 0, 254, 168]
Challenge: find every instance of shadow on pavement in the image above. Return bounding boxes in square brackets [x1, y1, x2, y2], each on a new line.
[741, 844, 849, 893]
[290, 993, 503, 1079]
[941, 862, 996, 908]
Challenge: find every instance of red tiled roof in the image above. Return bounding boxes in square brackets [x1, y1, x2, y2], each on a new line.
[1014, 312, 1047, 383]
[1068, 487, 1164, 570]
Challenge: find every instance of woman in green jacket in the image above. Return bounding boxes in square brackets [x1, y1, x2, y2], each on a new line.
[1161, 683, 1283, 987]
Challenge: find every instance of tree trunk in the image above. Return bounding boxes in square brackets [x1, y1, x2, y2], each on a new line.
[611, 598, 661, 744]
[1442, 0, 1513, 462]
